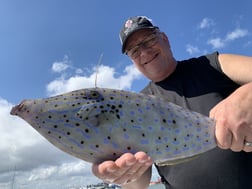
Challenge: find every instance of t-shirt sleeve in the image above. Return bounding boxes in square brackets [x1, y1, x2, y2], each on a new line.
[205, 51, 223, 73]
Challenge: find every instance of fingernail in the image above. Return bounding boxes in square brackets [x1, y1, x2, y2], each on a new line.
[107, 168, 116, 173]
[139, 159, 147, 163]
[126, 160, 135, 166]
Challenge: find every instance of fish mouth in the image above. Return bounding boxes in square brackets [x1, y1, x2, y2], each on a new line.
[10, 102, 25, 115]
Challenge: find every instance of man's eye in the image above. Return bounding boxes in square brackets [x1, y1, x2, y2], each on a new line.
[131, 48, 139, 55]
[144, 38, 155, 47]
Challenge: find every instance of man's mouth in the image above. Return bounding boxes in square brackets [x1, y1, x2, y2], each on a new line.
[143, 53, 159, 65]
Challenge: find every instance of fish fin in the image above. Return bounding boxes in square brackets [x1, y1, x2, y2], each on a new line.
[155, 145, 218, 166]
[76, 104, 101, 118]
[75, 104, 102, 127]
[76, 112, 101, 127]
[76, 103, 119, 127]
[86, 116, 100, 127]
[155, 154, 202, 166]
[155, 146, 217, 166]
[155, 156, 198, 166]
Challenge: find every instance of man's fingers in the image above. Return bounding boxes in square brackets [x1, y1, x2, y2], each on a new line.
[113, 152, 152, 185]
[215, 122, 232, 149]
[92, 161, 118, 181]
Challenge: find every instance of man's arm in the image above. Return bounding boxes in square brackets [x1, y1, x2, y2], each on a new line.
[210, 54, 252, 152]
[218, 53, 252, 84]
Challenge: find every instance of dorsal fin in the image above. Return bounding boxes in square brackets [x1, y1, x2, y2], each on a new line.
[95, 53, 104, 88]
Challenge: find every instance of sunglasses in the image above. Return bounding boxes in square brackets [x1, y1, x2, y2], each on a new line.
[126, 32, 160, 59]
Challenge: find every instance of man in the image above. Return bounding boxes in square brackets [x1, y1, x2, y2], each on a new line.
[92, 16, 252, 189]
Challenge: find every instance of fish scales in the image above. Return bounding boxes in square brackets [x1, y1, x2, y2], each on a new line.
[10, 88, 217, 166]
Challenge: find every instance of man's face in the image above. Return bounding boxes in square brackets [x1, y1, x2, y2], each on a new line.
[125, 29, 177, 82]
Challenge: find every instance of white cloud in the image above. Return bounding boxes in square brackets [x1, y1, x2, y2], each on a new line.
[207, 27, 249, 49]
[46, 64, 142, 96]
[225, 28, 248, 41]
[199, 17, 215, 29]
[52, 55, 71, 73]
[28, 166, 57, 181]
[186, 44, 200, 55]
[207, 37, 226, 49]
[28, 161, 88, 181]
[51, 55, 85, 75]
[58, 161, 87, 176]
[52, 62, 69, 73]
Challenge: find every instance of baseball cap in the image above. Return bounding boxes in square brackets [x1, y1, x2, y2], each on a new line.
[119, 16, 158, 53]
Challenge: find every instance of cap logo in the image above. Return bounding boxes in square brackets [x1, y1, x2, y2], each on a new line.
[125, 19, 133, 29]
[124, 19, 134, 36]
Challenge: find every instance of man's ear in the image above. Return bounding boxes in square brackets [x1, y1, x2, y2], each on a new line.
[161, 32, 171, 48]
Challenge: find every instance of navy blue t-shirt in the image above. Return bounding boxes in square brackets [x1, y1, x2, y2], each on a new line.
[141, 52, 252, 189]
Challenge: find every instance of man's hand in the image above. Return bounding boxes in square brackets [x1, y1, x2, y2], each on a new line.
[210, 83, 252, 152]
[92, 152, 153, 188]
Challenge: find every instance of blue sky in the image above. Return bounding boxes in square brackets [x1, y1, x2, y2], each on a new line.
[0, 0, 252, 188]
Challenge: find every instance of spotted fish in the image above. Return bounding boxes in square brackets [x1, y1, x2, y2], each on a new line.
[10, 88, 216, 166]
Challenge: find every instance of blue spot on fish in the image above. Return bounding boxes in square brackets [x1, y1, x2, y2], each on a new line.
[140, 139, 149, 145]
[124, 133, 130, 140]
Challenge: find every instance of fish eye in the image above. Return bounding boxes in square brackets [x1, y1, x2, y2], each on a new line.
[88, 91, 100, 99]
